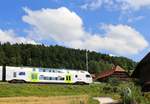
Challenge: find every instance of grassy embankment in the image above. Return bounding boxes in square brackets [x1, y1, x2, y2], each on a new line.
[0, 82, 149, 104]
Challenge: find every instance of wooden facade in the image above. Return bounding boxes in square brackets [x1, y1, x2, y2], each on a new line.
[94, 66, 129, 82]
[132, 52, 150, 92]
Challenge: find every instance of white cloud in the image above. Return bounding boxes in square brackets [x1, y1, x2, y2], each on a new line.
[127, 16, 145, 23]
[81, 0, 150, 11]
[81, 0, 102, 10]
[23, 7, 85, 42]
[104, 0, 150, 11]
[125, 0, 150, 10]
[22, 7, 148, 55]
[0, 29, 37, 44]
[100, 24, 148, 54]
[69, 24, 148, 55]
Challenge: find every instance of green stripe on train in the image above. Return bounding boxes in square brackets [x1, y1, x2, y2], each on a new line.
[30, 72, 39, 82]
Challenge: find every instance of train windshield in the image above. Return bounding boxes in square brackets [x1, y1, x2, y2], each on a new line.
[85, 74, 91, 78]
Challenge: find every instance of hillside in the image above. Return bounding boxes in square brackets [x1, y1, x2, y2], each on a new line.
[0, 43, 136, 74]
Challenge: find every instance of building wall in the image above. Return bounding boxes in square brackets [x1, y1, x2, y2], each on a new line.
[140, 63, 150, 84]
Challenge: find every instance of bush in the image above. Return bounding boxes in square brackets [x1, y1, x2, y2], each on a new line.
[107, 77, 120, 86]
[121, 87, 135, 104]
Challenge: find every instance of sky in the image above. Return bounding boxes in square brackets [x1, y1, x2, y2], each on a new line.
[0, 0, 150, 61]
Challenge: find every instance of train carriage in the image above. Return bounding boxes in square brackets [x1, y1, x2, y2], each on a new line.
[0, 66, 93, 84]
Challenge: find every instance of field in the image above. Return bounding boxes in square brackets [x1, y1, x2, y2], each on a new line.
[0, 82, 149, 104]
[0, 96, 88, 104]
[0, 83, 101, 104]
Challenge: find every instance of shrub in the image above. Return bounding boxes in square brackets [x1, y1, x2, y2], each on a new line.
[107, 77, 120, 86]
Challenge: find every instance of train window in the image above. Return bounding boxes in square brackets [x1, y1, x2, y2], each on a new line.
[66, 76, 71, 81]
[66, 76, 68, 80]
[39, 69, 43, 72]
[45, 69, 49, 72]
[86, 75, 91, 78]
[68, 76, 71, 80]
[60, 77, 64, 80]
[55, 77, 58, 80]
[46, 77, 49, 80]
[49, 77, 52, 80]
[53, 77, 55, 80]
[49, 70, 51, 72]
[13, 72, 17, 77]
[19, 72, 25, 76]
[43, 77, 47, 80]
[43, 69, 46, 72]
[39, 75, 44, 80]
[33, 68, 36, 71]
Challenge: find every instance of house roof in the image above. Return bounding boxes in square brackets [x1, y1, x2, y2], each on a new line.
[115, 66, 126, 72]
[94, 65, 126, 80]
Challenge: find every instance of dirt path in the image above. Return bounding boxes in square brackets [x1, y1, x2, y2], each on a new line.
[93, 97, 119, 104]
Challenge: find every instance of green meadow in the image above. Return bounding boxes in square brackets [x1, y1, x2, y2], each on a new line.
[0, 82, 149, 104]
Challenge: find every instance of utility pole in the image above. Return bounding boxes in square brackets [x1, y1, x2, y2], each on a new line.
[86, 50, 89, 72]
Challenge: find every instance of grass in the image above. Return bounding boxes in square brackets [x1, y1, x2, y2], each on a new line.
[0, 96, 88, 104]
[0, 83, 102, 104]
[0, 82, 150, 104]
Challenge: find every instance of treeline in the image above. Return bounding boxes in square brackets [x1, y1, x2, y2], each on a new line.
[0, 43, 136, 73]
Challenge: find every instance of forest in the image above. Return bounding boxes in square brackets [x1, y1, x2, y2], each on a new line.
[0, 43, 136, 74]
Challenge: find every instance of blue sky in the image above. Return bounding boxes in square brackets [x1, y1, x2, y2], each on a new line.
[0, 0, 150, 61]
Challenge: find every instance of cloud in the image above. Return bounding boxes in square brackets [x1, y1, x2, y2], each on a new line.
[0, 29, 37, 44]
[100, 24, 148, 54]
[80, 0, 102, 10]
[81, 0, 150, 11]
[127, 16, 145, 23]
[22, 7, 148, 55]
[23, 7, 85, 42]
[104, 0, 150, 11]
[69, 24, 148, 55]
[125, 0, 150, 10]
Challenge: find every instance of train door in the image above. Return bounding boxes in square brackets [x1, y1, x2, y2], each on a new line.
[65, 74, 72, 83]
[30, 73, 38, 82]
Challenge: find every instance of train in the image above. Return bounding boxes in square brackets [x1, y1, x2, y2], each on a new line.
[0, 66, 93, 84]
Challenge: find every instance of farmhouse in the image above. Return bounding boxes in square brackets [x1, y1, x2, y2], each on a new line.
[132, 52, 150, 92]
[94, 65, 129, 82]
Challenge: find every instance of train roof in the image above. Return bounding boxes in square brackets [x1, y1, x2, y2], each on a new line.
[1, 66, 89, 73]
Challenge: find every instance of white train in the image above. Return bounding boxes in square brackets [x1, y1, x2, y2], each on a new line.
[0, 66, 93, 84]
